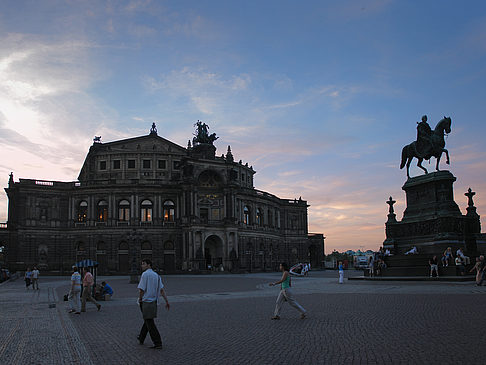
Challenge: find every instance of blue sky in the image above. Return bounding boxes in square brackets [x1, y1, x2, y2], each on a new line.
[1, 0, 485, 253]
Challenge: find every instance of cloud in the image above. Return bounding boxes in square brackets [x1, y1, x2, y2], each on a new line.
[0, 33, 121, 220]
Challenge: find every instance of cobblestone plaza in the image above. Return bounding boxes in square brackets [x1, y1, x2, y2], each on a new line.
[1, 271, 485, 364]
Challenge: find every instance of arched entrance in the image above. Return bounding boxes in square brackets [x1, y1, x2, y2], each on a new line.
[204, 235, 224, 269]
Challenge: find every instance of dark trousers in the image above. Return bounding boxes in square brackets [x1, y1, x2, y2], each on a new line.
[139, 303, 162, 346]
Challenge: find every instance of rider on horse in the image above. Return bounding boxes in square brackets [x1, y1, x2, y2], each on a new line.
[416, 115, 433, 159]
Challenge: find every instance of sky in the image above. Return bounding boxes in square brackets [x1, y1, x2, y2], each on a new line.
[1, 0, 485, 253]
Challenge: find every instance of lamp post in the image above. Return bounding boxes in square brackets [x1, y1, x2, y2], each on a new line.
[126, 229, 142, 284]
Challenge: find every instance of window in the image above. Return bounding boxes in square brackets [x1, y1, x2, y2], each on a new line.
[118, 200, 130, 221]
[99, 161, 107, 170]
[173, 161, 180, 170]
[243, 206, 250, 225]
[256, 208, 263, 226]
[97, 200, 108, 222]
[127, 160, 136, 169]
[163, 200, 175, 222]
[268, 210, 274, 227]
[113, 160, 121, 169]
[241, 173, 245, 181]
[77, 201, 88, 222]
[164, 241, 174, 250]
[158, 160, 166, 169]
[211, 208, 220, 221]
[140, 200, 152, 222]
[200, 208, 208, 221]
[143, 159, 151, 169]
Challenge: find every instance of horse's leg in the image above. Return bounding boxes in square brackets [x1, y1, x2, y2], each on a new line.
[436, 152, 443, 171]
[443, 149, 450, 164]
[417, 158, 428, 174]
[406, 157, 412, 178]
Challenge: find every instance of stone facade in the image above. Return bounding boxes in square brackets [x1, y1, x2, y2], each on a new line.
[3, 126, 324, 274]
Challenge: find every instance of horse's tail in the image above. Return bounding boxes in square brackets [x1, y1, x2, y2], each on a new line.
[400, 145, 407, 169]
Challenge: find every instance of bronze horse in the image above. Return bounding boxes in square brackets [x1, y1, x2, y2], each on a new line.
[400, 117, 451, 178]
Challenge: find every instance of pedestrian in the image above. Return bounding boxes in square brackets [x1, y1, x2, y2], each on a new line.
[31, 266, 40, 290]
[81, 267, 101, 312]
[338, 261, 344, 284]
[269, 262, 307, 320]
[137, 259, 170, 349]
[476, 255, 486, 286]
[24, 267, 32, 289]
[368, 256, 374, 277]
[68, 266, 82, 314]
[429, 255, 439, 278]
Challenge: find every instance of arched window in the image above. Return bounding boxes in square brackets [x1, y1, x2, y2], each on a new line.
[76, 242, 86, 252]
[243, 206, 250, 225]
[77, 201, 88, 222]
[268, 209, 274, 227]
[97, 200, 108, 222]
[140, 200, 152, 222]
[118, 200, 130, 221]
[119, 241, 129, 250]
[163, 200, 175, 222]
[141, 241, 152, 260]
[164, 241, 174, 250]
[256, 208, 263, 226]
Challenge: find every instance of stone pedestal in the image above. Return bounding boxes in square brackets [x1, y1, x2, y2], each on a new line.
[402, 171, 461, 222]
[384, 171, 480, 256]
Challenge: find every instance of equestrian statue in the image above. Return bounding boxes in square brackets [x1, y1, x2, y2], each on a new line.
[400, 115, 452, 178]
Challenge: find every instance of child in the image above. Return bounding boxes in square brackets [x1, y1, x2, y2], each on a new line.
[338, 261, 344, 284]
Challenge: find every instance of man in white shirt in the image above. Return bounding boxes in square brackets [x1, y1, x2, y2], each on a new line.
[31, 266, 40, 290]
[137, 259, 170, 349]
[68, 266, 82, 314]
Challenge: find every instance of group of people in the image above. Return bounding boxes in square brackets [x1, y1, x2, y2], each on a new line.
[24, 266, 40, 290]
[429, 247, 471, 277]
[368, 247, 387, 277]
[67, 267, 112, 314]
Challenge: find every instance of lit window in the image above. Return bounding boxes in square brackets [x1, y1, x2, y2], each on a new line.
[77, 201, 88, 222]
[97, 200, 108, 222]
[163, 200, 175, 222]
[141, 200, 152, 222]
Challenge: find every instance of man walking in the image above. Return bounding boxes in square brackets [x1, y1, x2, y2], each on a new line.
[137, 259, 170, 349]
[31, 266, 40, 290]
[81, 267, 101, 312]
[68, 266, 82, 314]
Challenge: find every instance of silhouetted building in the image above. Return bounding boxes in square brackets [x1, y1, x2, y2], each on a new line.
[3, 124, 324, 273]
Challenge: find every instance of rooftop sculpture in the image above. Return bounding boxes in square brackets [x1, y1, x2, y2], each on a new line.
[193, 121, 218, 146]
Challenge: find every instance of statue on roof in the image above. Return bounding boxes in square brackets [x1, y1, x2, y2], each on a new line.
[150, 122, 158, 135]
[193, 120, 218, 146]
[93, 136, 102, 144]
